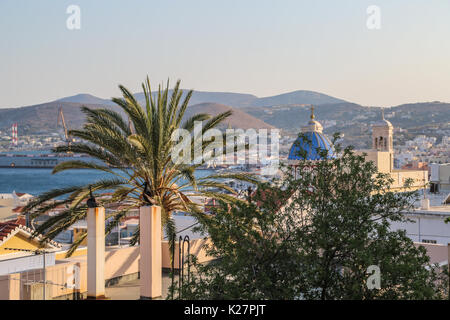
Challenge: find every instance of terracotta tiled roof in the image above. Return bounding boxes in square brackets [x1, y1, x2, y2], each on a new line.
[0, 222, 61, 249]
[2, 216, 26, 227]
[14, 216, 27, 226]
[0, 222, 19, 242]
[12, 206, 24, 213]
[253, 186, 296, 211]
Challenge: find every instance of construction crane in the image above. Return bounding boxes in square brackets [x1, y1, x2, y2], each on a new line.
[57, 107, 74, 151]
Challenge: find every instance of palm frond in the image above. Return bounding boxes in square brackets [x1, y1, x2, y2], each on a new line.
[28, 76, 256, 251]
[52, 160, 116, 175]
[65, 232, 87, 258]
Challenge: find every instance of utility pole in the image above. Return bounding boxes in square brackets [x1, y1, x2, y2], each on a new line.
[43, 250, 46, 299]
[117, 222, 121, 247]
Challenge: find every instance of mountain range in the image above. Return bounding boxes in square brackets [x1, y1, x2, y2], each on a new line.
[0, 89, 344, 134]
[0, 101, 274, 136]
[0, 89, 449, 150]
[51, 89, 345, 108]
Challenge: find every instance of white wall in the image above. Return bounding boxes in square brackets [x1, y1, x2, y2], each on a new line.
[0, 253, 55, 276]
[390, 213, 450, 245]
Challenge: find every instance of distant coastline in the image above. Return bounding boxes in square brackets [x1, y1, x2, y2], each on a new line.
[0, 151, 101, 169]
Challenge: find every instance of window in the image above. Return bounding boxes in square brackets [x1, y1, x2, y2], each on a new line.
[422, 239, 437, 244]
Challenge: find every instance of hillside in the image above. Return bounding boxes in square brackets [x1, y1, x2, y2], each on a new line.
[0, 102, 123, 135]
[243, 102, 450, 149]
[2, 91, 449, 150]
[55, 94, 115, 106]
[56, 90, 258, 108]
[135, 90, 258, 108]
[53, 89, 347, 109]
[0, 101, 274, 136]
[243, 102, 365, 130]
[249, 90, 347, 107]
[183, 103, 275, 129]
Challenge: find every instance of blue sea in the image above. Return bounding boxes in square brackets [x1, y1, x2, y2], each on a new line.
[0, 150, 214, 195]
[0, 168, 215, 196]
[0, 168, 113, 195]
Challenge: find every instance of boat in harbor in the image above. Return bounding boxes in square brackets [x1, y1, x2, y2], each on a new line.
[0, 153, 102, 168]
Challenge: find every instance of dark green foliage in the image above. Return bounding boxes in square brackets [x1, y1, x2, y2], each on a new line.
[173, 135, 448, 300]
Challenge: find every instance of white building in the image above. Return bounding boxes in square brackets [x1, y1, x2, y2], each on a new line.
[0, 192, 34, 221]
[430, 163, 450, 191]
[390, 193, 450, 245]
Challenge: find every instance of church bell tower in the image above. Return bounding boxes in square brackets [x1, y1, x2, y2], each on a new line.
[372, 108, 393, 152]
[371, 108, 394, 171]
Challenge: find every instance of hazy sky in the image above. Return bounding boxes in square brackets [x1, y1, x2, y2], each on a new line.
[1, 0, 450, 108]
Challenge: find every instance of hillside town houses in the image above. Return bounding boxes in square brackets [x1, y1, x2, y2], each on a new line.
[0, 110, 449, 300]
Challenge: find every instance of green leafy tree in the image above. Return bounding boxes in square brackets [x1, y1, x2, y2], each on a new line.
[174, 134, 448, 299]
[24, 77, 257, 256]
[171, 182, 306, 300]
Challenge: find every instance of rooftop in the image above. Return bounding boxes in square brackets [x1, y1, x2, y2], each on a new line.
[105, 273, 172, 300]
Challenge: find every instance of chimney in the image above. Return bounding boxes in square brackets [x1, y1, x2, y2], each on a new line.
[421, 199, 430, 210]
[139, 205, 162, 300]
[87, 206, 106, 299]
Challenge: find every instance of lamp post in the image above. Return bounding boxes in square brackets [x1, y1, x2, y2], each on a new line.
[117, 220, 122, 247]
[86, 186, 107, 299]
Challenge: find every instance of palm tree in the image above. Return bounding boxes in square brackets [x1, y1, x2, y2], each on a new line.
[24, 77, 258, 256]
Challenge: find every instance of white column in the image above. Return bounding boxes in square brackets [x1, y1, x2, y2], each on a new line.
[139, 205, 162, 300]
[87, 206, 106, 299]
[448, 243, 450, 284]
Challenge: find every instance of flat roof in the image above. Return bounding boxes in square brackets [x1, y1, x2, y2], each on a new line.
[409, 206, 450, 216]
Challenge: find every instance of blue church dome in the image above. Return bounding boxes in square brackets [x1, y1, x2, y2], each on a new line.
[288, 106, 335, 161]
[288, 131, 335, 160]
